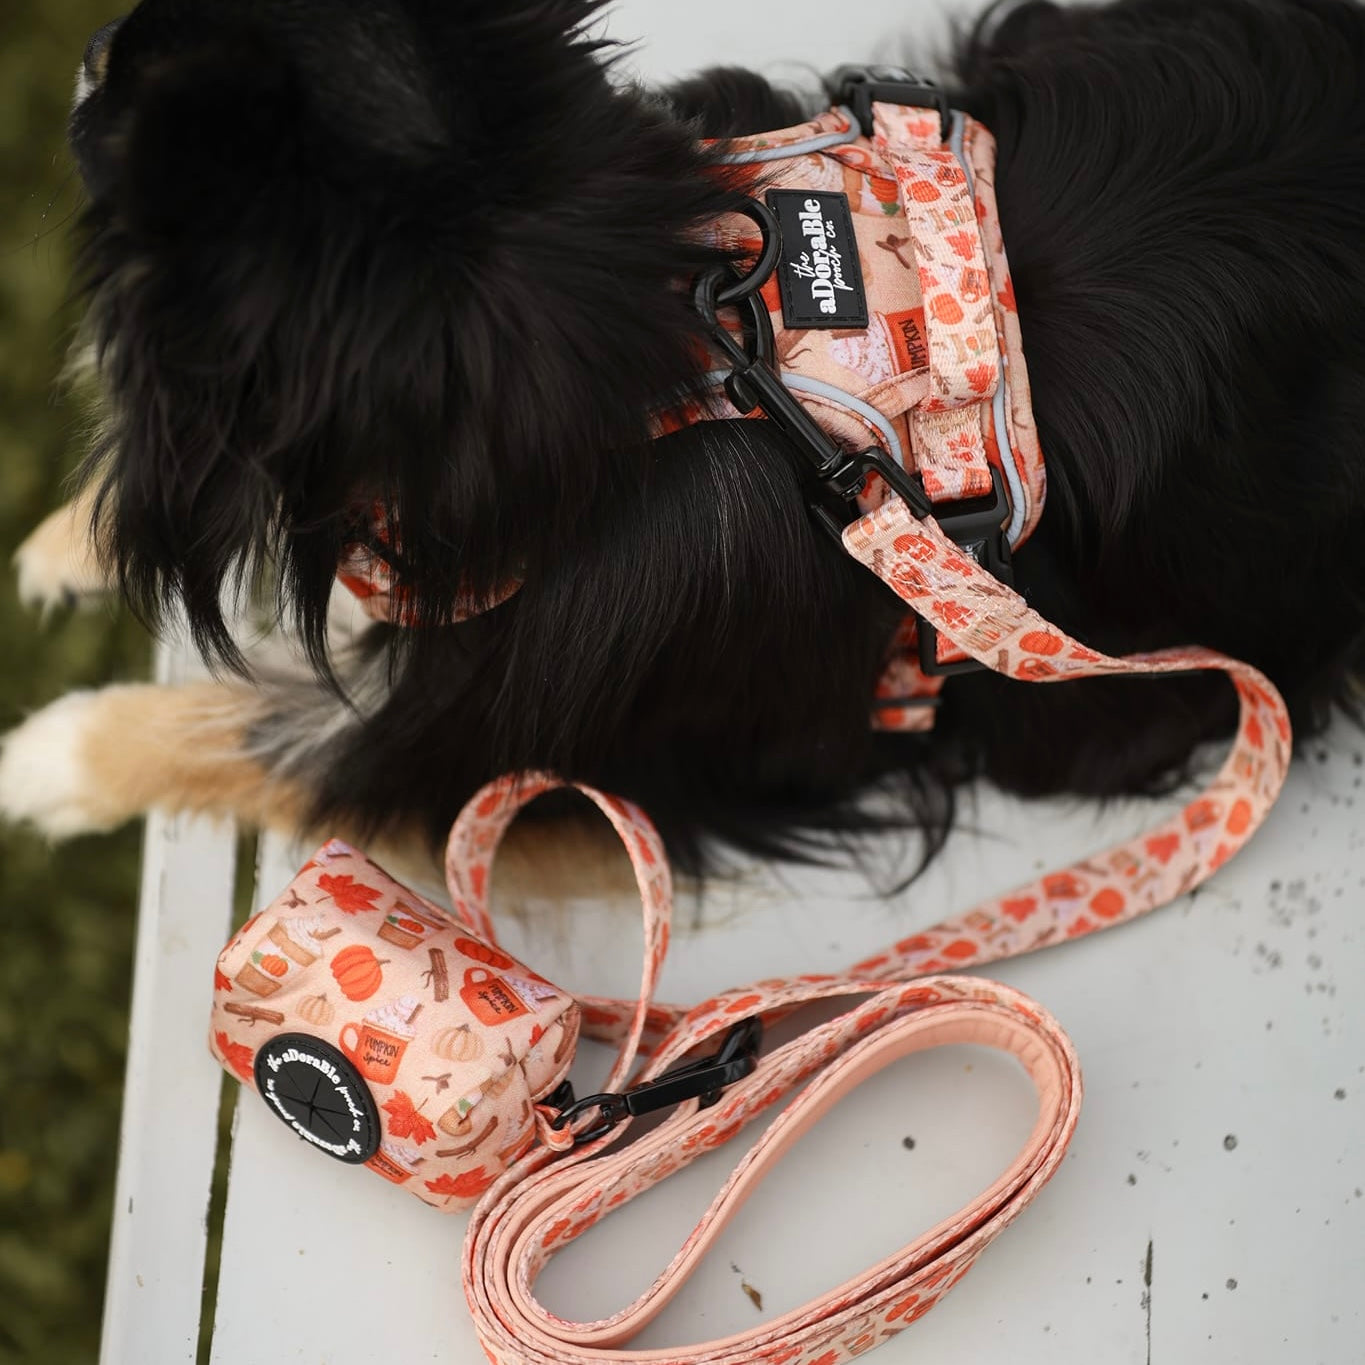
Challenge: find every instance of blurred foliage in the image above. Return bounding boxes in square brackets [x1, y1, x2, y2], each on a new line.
[0, 2, 151, 1363]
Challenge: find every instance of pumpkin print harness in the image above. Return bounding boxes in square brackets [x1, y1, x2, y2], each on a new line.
[338, 80, 1043, 729]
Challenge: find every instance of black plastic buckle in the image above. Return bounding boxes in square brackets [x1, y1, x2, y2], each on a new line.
[548, 1017, 762, 1146]
[831, 65, 952, 141]
[917, 465, 1014, 677]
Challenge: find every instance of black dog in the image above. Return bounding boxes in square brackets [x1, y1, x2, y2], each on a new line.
[4, 0, 1364, 876]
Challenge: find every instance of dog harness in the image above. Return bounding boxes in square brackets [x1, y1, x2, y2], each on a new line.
[338, 75, 1044, 730]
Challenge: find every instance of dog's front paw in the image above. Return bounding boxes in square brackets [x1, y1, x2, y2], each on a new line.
[12, 500, 114, 616]
[0, 693, 124, 838]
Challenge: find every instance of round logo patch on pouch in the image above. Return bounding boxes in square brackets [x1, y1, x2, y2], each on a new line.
[253, 1033, 381, 1164]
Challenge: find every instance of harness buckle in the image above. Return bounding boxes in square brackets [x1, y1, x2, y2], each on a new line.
[547, 1018, 763, 1147]
[916, 466, 1014, 677]
[831, 65, 952, 141]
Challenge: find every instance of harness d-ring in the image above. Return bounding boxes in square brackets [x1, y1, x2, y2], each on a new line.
[713, 198, 781, 307]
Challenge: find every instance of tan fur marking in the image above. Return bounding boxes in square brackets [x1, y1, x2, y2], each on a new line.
[12, 487, 114, 609]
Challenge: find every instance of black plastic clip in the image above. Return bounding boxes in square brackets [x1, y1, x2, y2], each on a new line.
[831, 65, 952, 142]
[916, 465, 1014, 677]
[548, 1017, 762, 1146]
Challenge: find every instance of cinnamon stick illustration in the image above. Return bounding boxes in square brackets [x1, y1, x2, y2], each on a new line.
[422, 947, 450, 1001]
[224, 1003, 286, 1026]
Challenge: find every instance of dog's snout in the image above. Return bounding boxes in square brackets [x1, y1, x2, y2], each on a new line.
[82, 17, 124, 88]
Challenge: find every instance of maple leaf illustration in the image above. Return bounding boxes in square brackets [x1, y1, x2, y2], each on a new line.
[382, 1091, 437, 1145]
[425, 1167, 497, 1201]
[215, 1032, 254, 1082]
[213, 967, 232, 993]
[316, 874, 383, 915]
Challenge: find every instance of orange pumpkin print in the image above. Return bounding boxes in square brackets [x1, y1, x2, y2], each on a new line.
[259, 954, 289, 979]
[454, 936, 514, 970]
[929, 293, 964, 324]
[1089, 888, 1126, 919]
[1226, 798, 1253, 836]
[1019, 630, 1064, 656]
[330, 943, 387, 1001]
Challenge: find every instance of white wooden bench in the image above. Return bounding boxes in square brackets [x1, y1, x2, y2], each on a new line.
[97, 641, 1365, 1364]
[93, 5, 1365, 1360]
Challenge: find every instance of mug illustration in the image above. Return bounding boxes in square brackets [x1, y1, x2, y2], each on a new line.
[459, 969, 530, 1027]
[339, 994, 422, 1085]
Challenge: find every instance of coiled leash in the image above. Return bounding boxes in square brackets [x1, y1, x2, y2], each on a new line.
[450, 607, 1285, 1365]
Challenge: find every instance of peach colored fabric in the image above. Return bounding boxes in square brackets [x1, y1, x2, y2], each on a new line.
[209, 841, 580, 1209]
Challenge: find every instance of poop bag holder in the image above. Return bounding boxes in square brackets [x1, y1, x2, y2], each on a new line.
[209, 839, 579, 1207]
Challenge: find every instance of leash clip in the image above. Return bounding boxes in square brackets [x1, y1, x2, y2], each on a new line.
[548, 1017, 762, 1146]
[692, 262, 935, 530]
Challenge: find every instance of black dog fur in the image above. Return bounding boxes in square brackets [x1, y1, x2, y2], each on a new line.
[65, 0, 1365, 872]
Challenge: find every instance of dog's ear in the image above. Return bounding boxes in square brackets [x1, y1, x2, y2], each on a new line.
[118, 36, 305, 240]
[79, 0, 743, 672]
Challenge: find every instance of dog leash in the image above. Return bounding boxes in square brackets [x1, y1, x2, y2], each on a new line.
[446, 545, 1288, 1363]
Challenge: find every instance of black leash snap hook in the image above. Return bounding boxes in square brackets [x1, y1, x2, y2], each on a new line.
[690, 228, 935, 531]
[548, 1017, 763, 1147]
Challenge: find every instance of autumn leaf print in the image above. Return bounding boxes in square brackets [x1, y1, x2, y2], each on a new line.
[213, 967, 232, 993]
[382, 1091, 437, 1145]
[215, 1032, 254, 1082]
[316, 874, 383, 915]
[424, 1167, 498, 1201]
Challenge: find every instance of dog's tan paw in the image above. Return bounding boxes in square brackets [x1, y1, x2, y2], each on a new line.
[0, 692, 128, 838]
[12, 500, 113, 616]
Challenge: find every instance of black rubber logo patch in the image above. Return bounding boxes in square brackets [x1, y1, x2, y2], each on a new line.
[254, 1033, 380, 1164]
[766, 189, 868, 330]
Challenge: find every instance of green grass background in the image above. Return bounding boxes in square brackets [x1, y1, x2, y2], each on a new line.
[1, 3, 152, 1362]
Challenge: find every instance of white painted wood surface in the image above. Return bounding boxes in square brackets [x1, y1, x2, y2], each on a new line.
[197, 727, 1365, 1365]
[99, 4, 1364, 1362]
[98, 640, 239, 1365]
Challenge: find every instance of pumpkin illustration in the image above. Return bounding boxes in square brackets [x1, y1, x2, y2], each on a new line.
[453, 937, 514, 971]
[258, 954, 289, 979]
[330, 944, 387, 1001]
[297, 993, 336, 1027]
[432, 1025, 483, 1063]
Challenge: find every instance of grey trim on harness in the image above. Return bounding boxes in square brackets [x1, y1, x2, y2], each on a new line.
[715, 106, 862, 163]
[948, 109, 1028, 547]
[708, 105, 1030, 545]
[699, 369, 907, 472]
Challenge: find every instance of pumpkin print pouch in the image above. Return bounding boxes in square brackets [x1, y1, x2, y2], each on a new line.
[209, 839, 580, 1210]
